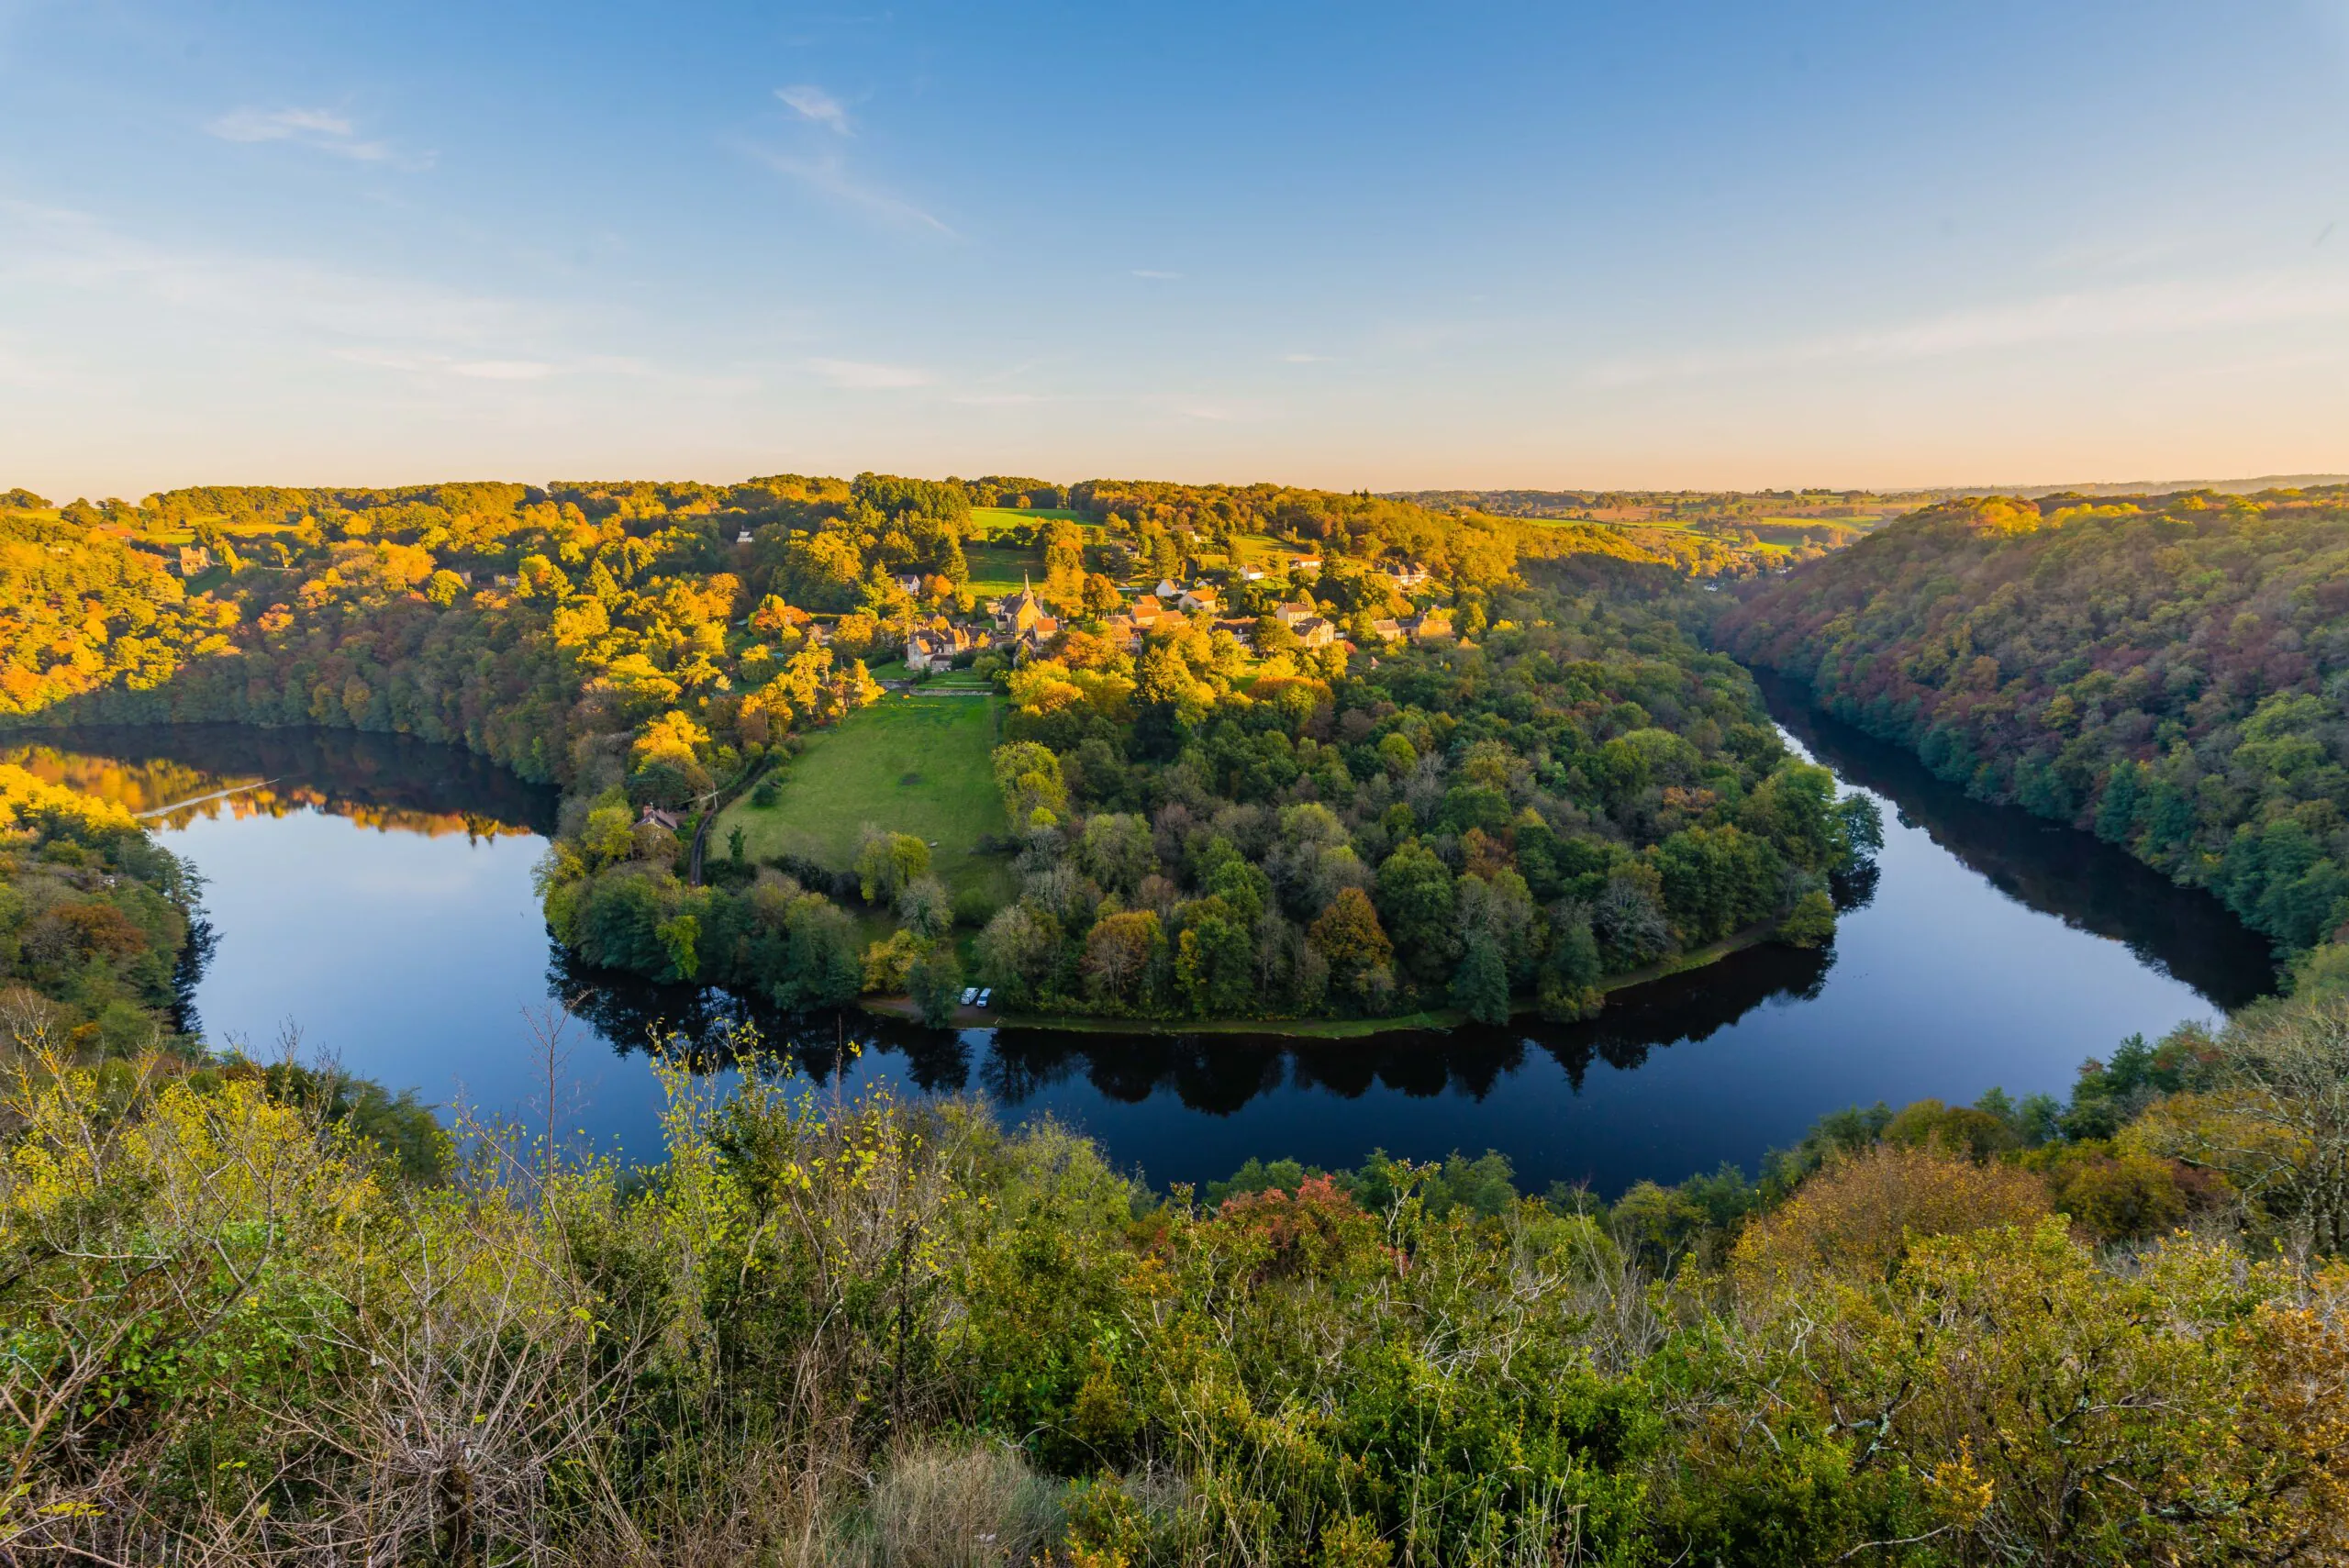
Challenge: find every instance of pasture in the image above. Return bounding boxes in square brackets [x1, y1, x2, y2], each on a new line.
[963, 506, 1098, 597]
[969, 505, 1086, 532]
[718, 694, 1011, 906]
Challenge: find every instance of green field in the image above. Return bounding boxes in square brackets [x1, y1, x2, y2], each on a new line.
[963, 540, 1041, 600]
[970, 505, 1085, 533]
[719, 695, 1011, 907]
[964, 506, 1099, 597]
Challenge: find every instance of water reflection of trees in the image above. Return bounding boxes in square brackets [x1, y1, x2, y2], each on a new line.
[4, 726, 554, 839]
[557, 935, 1837, 1119]
[551, 951, 973, 1089]
[1753, 673, 2277, 1008]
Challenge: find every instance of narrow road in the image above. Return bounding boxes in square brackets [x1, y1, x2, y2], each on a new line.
[686, 756, 773, 886]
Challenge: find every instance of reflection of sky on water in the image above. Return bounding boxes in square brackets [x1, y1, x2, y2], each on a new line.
[50, 706, 2277, 1196]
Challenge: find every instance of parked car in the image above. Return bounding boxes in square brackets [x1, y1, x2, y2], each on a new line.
[975, 989, 992, 1007]
[960, 986, 978, 1006]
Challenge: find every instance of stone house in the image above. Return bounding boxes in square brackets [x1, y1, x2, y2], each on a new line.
[1402, 606, 1454, 640]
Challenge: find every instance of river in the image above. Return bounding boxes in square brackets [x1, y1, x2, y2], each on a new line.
[6, 688, 2277, 1195]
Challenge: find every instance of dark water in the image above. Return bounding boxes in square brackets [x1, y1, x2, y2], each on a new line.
[7, 698, 2277, 1195]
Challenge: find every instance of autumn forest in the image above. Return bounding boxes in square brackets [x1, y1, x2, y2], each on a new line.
[4, 474, 2349, 1564]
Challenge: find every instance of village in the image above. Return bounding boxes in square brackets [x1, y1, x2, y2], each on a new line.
[896, 556, 1456, 674]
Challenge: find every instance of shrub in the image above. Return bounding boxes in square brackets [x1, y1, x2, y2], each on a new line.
[2037, 1144, 2218, 1244]
[1731, 1142, 2052, 1287]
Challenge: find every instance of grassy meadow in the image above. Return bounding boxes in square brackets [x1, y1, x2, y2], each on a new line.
[969, 505, 1085, 529]
[963, 506, 1091, 597]
[719, 693, 1012, 906]
[962, 541, 1041, 600]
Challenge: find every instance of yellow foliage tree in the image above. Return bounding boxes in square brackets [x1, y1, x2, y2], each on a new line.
[1731, 1142, 2051, 1288]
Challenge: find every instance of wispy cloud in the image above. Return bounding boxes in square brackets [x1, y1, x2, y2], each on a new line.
[1835, 273, 2349, 358]
[1131, 269, 1181, 280]
[0, 199, 517, 343]
[206, 106, 424, 168]
[0, 200, 673, 401]
[746, 145, 954, 236]
[449, 359, 557, 380]
[333, 345, 740, 395]
[1587, 270, 2349, 387]
[807, 357, 934, 390]
[776, 84, 852, 134]
[332, 348, 563, 379]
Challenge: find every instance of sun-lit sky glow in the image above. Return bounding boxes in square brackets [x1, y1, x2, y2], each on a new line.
[4, 1, 2347, 499]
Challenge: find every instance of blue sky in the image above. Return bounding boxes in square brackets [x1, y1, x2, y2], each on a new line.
[4, 1, 2347, 497]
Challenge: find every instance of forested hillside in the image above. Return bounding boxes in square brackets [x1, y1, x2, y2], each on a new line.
[1719, 486, 2349, 974]
[0, 475, 1673, 787]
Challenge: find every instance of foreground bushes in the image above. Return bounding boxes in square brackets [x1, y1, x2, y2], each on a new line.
[5, 1039, 2348, 1566]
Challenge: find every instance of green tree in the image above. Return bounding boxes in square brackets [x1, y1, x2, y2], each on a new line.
[1653, 826, 1783, 945]
[975, 903, 1062, 1007]
[855, 828, 930, 905]
[991, 741, 1068, 828]
[896, 874, 953, 940]
[1077, 813, 1155, 895]
[908, 941, 963, 1026]
[1449, 933, 1509, 1024]
[1375, 840, 1457, 985]
[777, 895, 862, 1008]
[1776, 887, 1835, 948]
[1539, 909, 1604, 1020]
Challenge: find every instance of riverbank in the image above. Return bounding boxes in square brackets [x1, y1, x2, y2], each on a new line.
[859, 917, 1789, 1036]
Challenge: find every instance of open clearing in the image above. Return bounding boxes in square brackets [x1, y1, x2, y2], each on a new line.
[963, 507, 1101, 598]
[970, 505, 1086, 530]
[962, 541, 1041, 600]
[718, 695, 1011, 907]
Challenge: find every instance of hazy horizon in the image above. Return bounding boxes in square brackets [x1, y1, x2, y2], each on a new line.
[23, 468, 2349, 510]
[6, 1, 2347, 498]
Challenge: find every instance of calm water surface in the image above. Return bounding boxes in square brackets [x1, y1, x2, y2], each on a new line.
[8, 694, 2277, 1195]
